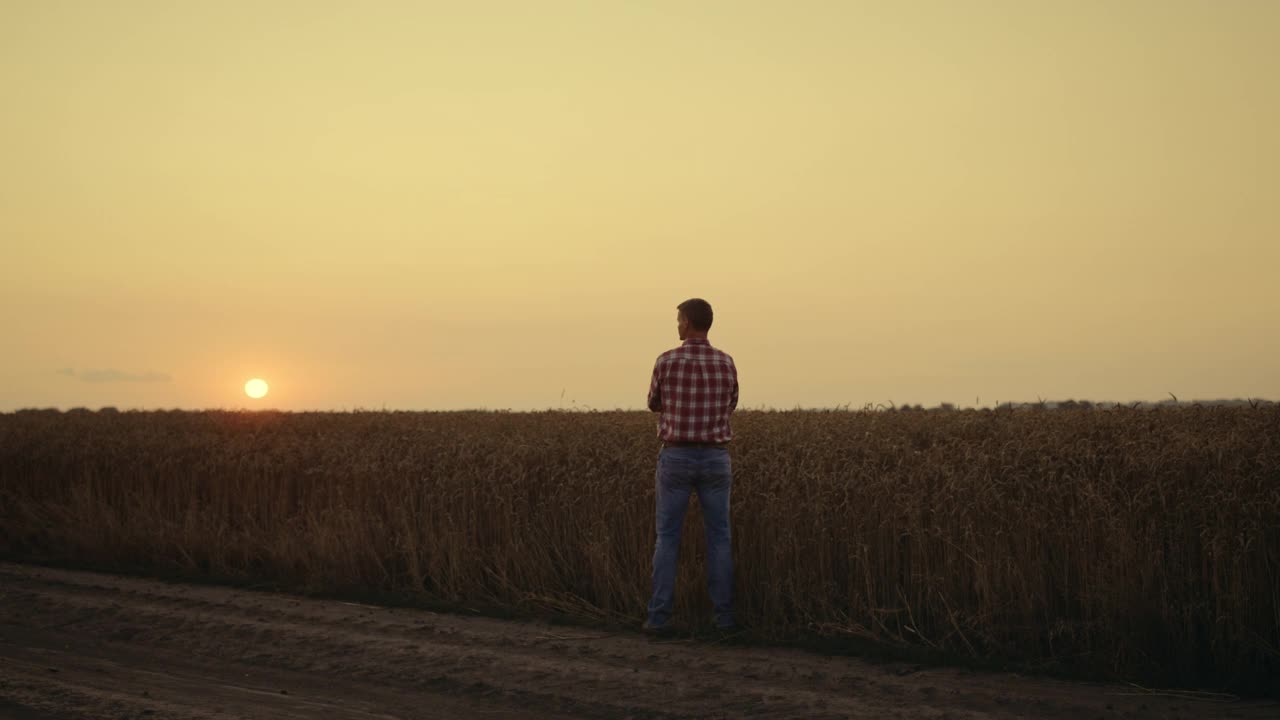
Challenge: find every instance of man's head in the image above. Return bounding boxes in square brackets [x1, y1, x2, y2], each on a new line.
[676, 298, 713, 341]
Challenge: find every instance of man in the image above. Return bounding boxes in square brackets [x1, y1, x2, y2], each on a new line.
[644, 298, 739, 634]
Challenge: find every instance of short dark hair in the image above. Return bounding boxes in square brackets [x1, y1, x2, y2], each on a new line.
[677, 298, 713, 331]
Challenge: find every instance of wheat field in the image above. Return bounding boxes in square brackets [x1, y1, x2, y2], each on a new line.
[1, 406, 1277, 692]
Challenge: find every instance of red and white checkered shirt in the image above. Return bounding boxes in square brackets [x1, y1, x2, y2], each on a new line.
[647, 337, 739, 443]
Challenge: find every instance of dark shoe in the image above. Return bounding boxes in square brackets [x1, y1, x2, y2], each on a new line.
[714, 623, 743, 636]
[713, 622, 748, 644]
[642, 620, 674, 636]
[712, 614, 741, 632]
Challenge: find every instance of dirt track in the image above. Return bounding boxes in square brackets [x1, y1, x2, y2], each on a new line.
[0, 563, 1273, 719]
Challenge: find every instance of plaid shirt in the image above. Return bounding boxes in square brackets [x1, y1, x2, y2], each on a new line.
[647, 337, 739, 443]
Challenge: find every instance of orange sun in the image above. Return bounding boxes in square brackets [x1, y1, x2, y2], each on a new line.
[244, 378, 269, 399]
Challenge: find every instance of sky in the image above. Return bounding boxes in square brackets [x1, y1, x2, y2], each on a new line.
[2, 0, 1277, 411]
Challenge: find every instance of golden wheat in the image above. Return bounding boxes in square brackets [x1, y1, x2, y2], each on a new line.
[1, 406, 1277, 691]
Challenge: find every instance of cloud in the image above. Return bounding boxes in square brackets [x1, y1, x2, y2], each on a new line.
[58, 368, 172, 383]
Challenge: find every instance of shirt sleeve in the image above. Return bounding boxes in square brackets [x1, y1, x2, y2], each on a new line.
[647, 358, 663, 412]
[729, 361, 739, 412]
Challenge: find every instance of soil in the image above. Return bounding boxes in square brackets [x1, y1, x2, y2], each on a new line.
[0, 562, 1273, 719]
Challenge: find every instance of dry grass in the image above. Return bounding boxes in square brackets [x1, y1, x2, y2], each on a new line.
[1, 406, 1277, 691]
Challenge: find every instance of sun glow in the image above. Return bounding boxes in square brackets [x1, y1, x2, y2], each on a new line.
[244, 378, 269, 399]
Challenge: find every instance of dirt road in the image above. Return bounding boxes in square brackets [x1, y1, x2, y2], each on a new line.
[0, 563, 1272, 719]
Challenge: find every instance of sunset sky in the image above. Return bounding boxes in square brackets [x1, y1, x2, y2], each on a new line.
[2, 1, 1277, 411]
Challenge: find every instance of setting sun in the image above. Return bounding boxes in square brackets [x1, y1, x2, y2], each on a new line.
[244, 379, 269, 399]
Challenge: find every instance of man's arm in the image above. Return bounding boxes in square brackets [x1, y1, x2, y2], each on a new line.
[647, 358, 663, 412]
[728, 360, 739, 413]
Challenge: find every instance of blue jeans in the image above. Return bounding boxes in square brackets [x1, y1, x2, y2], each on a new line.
[647, 447, 734, 628]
